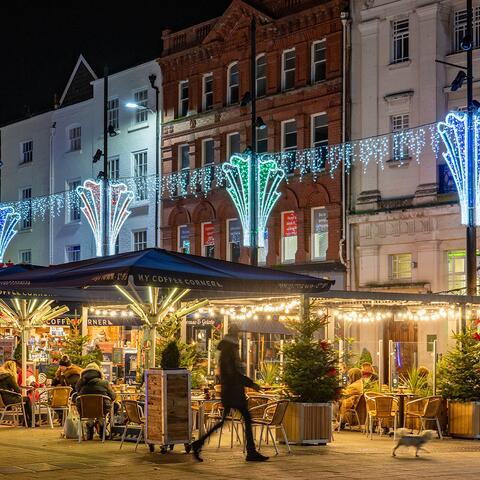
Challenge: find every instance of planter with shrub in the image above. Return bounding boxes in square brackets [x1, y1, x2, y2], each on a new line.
[282, 314, 339, 444]
[438, 328, 480, 439]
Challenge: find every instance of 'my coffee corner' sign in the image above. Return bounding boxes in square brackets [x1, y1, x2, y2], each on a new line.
[46, 317, 143, 327]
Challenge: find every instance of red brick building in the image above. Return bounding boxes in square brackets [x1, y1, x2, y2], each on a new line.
[159, 0, 346, 287]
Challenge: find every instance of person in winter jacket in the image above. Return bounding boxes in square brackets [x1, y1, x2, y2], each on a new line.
[191, 326, 268, 462]
[75, 362, 116, 440]
[0, 361, 33, 426]
[52, 355, 82, 391]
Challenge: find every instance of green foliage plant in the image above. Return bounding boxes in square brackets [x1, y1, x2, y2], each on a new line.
[438, 328, 480, 402]
[283, 313, 340, 403]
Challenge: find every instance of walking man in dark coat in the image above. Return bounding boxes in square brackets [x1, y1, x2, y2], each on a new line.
[191, 326, 268, 462]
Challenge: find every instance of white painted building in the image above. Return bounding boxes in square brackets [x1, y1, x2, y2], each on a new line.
[0, 55, 161, 266]
[349, 0, 477, 366]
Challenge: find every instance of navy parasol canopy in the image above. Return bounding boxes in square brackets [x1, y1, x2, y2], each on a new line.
[0, 248, 334, 295]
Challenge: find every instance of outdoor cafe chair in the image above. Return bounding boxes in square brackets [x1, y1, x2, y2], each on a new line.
[203, 402, 242, 448]
[0, 389, 27, 427]
[77, 394, 113, 443]
[337, 394, 364, 433]
[365, 393, 398, 439]
[404, 396, 443, 439]
[251, 400, 291, 455]
[119, 400, 145, 451]
[36, 387, 72, 428]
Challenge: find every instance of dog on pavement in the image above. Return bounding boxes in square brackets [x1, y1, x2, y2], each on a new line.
[392, 429, 434, 457]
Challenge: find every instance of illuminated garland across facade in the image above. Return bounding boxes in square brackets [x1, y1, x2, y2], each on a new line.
[76, 180, 134, 256]
[222, 154, 285, 247]
[0, 120, 446, 221]
[437, 111, 480, 226]
[0, 206, 20, 263]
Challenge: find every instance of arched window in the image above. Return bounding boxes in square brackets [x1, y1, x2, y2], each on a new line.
[227, 62, 239, 105]
[256, 54, 267, 97]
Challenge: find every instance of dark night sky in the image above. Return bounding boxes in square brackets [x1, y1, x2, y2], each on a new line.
[0, 0, 232, 126]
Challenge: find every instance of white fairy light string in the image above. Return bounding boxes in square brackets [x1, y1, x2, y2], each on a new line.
[0, 120, 446, 220]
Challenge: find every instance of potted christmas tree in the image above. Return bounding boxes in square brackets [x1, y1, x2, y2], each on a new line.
[438, 327, 480, 439]
[282, 312, 340, 444]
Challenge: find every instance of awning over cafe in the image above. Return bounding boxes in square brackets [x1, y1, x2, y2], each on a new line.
[0, 248, 334, 295]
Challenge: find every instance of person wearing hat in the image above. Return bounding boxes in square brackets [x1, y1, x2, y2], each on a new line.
[191, 325, 268, 462]
[52, 355, 82, 391]
[75, 362, 116, 440]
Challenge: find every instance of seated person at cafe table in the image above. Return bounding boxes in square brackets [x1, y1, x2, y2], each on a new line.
[0, 360, 33, 426]
[52, 355, 82, 391]
[75, 362, 116, 440]
[338, 367, 363, 429]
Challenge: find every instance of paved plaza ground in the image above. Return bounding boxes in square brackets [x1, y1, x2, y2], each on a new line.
[1, 427, 480, 479]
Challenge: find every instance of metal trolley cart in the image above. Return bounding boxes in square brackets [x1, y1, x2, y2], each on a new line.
[145, 368, 192, 454]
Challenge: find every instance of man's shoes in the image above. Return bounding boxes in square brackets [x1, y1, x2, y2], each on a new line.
[191, 440, 203, 462]
[246, 451, 269, 462]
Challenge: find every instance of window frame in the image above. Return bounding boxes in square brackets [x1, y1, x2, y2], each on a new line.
[66, 179, 81, 223]
[282, 48, 296, 91]
[65, 245, 81, 263]
[281, 210, 298, 264]
[178, 225, 190, 254]
[132, 150, 148, 201]
[311, 112, 328, 149]
[311, 40, 326, 84]
[20, 187, 32, 230]
[390, 113, 410, 160]
[20, 140, 33, 164]
[202, 73, 214, 111]
[19, 249, 32, 265]
[133, 88, 149, 124]
[256, 54, 267, 97]
[311, 207, 328, 262]
[202, 138, 215, 165]
[281, 119, 297, 152]
[226, 218, 241, 262]
[133, 229, 148, 251]
[390, 253, 412, 280]
[201, 221, 215, 258]
[256, 126, 268, 153]
[107, 97, 119, 130]
[391, 18, 409, 64]
[227, 62, 240, 105]
[68, 125, 81, 152]
[178, 80, 189, 117]
[227, 132, 241, 158]
[108, 156, 120, 180]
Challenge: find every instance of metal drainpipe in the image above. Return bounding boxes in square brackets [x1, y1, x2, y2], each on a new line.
[340, 11, 351, 289]
[49, 122, 56, 265]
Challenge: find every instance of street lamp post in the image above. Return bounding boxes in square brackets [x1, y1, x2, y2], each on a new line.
[148, 74, 161, 248]
[250, 16, 258, 267]
[103, 65, 109, 257]
[466, 0, 476, 297]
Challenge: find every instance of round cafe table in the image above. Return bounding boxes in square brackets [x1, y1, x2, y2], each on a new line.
[392, 392, 412, 427]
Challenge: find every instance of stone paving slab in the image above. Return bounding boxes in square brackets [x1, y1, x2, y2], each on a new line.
[1, 426, 480, 479]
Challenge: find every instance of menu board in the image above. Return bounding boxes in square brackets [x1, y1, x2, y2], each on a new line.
[145, 369, 164, 444]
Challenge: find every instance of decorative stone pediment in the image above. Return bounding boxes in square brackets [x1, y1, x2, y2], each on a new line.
[201, 0, 272, 46]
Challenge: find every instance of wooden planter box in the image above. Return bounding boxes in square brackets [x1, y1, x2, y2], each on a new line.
[448, 401, 480, 439]
[145, 369, 191, 447]
[280, 402, 333, 445]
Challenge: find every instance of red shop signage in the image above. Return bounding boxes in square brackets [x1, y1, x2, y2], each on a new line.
[203, 222, 215, 246]
[283, 211, 297, 237]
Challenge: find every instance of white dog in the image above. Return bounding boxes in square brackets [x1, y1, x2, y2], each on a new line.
[392, 429, 435, 457]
